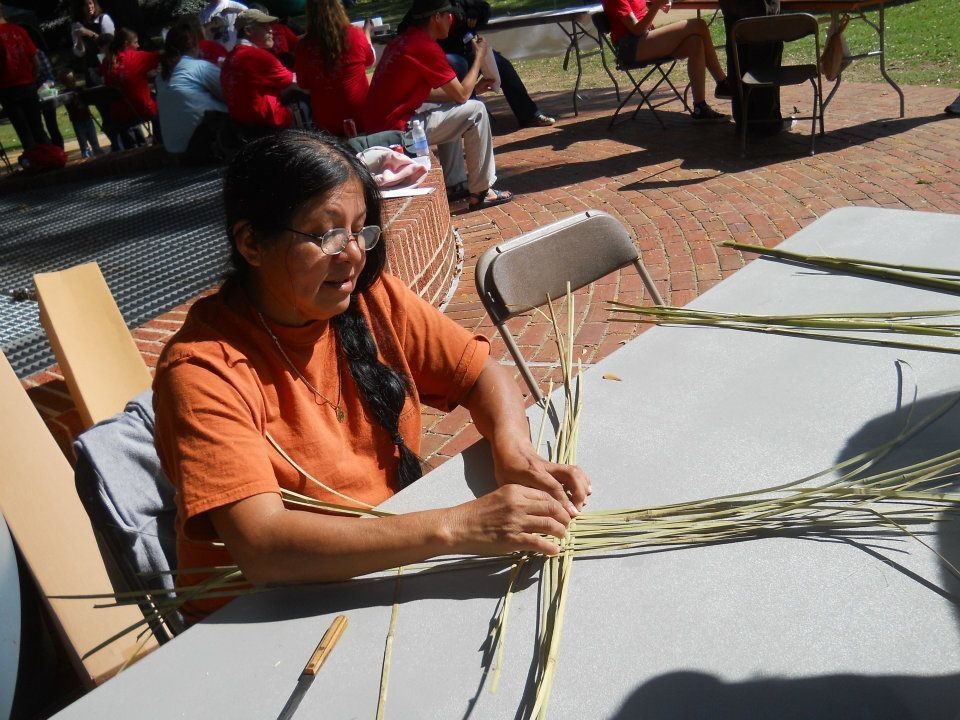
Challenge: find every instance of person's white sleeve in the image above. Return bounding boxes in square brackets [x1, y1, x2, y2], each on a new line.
[100, 14, 115, 36]
[71, 22, 85, 57]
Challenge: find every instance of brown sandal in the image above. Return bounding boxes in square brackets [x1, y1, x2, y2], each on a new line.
[467, 188, 514, 211]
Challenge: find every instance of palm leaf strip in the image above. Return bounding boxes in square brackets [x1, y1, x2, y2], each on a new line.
[722, 241, 960, 294]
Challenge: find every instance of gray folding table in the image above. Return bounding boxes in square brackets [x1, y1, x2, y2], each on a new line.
[54, 207, 960, 718]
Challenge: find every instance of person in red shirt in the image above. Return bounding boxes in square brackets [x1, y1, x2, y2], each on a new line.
[601, 0, 729, 121]
[220, 8, 299, 129]
[294, 0, 373, 137]
[364, 0, 512, 211]
[269, 18, 299, 68]
[199, 35, 229, 65]
[0, 9, 51, 151]
[102, 27, 160, 135]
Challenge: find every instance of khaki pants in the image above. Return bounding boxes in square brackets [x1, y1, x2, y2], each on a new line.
[413, 98, 496, 195]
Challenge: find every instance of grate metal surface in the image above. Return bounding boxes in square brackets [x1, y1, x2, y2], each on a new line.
[0, 167, 228, 378]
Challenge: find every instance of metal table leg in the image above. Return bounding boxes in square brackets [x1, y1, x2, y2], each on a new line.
[558, 17, 621, 116]
[821, 4, 904, 118]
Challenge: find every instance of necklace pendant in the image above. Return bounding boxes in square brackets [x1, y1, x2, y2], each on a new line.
[335, 406, 345, 423]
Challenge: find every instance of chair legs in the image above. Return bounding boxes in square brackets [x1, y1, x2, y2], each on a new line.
[808, 78, 817, 156]
[609, 61, 689, 131]
[740, 82, 823, 157]
[740, 87, 751, 157]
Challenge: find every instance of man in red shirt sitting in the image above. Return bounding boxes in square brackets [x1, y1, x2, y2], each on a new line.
[220, 8, 299, 129]
[364, 0, 512, 212]
[0, 8, 51, 152]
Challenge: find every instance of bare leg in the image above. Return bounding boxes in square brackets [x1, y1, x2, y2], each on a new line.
[632, 19, 726, 103]
[687, 17, 726, 82]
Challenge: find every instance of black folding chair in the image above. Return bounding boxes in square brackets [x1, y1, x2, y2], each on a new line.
[732, 13, 825, 156]
[81, 84, 154, 150]
[592, 11, 691, 129]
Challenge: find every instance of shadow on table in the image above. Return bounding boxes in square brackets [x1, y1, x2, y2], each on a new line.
[613, 390, 960, 720]
[203, 554, 536, 628]
[837, 389, 960, 627]
[611, 670, 960, 720]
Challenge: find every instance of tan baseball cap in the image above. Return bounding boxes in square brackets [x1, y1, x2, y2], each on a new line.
[235, 8, 278, 32]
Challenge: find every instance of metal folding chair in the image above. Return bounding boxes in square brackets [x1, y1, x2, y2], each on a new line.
[732, 13, 825, 156]
[591, 11, 691, 129]
[475, 210, 664, 404]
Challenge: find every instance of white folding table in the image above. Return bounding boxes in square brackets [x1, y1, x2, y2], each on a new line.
[54, 207, 960, 718]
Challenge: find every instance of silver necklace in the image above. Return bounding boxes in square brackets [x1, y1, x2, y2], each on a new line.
[255, 310, 345, 423]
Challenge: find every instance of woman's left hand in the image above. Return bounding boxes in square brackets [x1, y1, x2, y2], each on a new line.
[492, 443, 591, 516]
[462, 357, 593, 517]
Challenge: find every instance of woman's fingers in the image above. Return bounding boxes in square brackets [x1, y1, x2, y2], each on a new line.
[448, 485, 574, 557]
[544, 461, 592, 510]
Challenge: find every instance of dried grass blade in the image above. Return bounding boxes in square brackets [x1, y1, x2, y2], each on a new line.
[376, 566, 403, 720]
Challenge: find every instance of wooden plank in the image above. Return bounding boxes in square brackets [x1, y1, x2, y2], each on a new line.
[0, 351, 155, 687]
[34, 262, 152, 429]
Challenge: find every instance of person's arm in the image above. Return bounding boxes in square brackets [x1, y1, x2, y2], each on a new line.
[619, 0, 668, 37]
[429, 34, 487, 103]
[99, 13, 115, 37]
[461, 357, 591, 514]
[202, 64, 226, 100]
[71, 22, 87, 57]
[209, 481, 570, 584]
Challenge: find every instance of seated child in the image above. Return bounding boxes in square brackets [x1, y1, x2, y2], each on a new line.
[59, 69, 105, 158]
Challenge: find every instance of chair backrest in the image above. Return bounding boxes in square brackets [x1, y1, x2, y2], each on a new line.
[74, 389, 183, 639]
[591, 10, 611, 37]
[0, 350, 156, 688]
[79, 84, 124, 108]
[34, 261, 153, 430]
[733, 12, 818, 45]
[475, 210, 663, 401]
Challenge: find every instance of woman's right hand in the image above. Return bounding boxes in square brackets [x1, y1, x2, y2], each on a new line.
[472, 34, 489, 56]
[441, 484, 573, 557]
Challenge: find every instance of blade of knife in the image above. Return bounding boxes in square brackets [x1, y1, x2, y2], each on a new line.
[276, 614, 349, 720]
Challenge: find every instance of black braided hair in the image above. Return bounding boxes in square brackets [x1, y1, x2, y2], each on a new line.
[333, 304, 422, 487]
[223, 129, 422, 487]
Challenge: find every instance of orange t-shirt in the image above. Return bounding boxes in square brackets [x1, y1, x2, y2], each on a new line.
[153, 274, 489, 618]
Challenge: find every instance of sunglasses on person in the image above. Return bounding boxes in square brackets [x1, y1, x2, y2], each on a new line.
[283, 225, 382, 255]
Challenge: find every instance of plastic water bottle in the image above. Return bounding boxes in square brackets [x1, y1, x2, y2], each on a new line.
[410, 119, 429, 156]
[410, 119, 430, 169]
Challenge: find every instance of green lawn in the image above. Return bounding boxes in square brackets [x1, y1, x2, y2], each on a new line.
[0, 103, 96, 160]
[348, 0, 958, 90]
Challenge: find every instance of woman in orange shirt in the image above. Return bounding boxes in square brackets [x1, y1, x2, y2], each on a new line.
[294, 0, 375, 136]
[153, 130, 590, 619]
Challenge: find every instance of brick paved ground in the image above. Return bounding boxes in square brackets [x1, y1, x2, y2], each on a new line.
[21, 80, 960, 469]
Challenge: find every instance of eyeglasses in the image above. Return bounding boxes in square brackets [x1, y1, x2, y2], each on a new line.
[282, 225, 382, 256]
